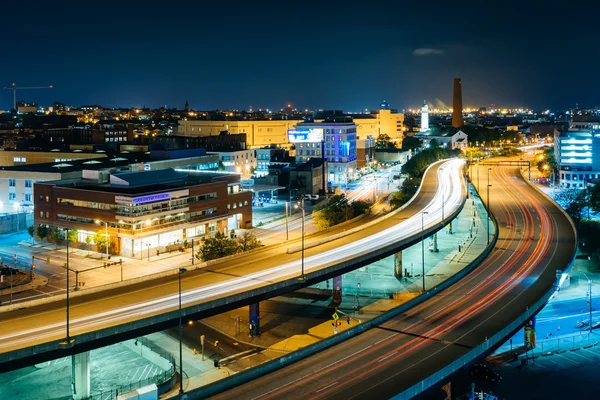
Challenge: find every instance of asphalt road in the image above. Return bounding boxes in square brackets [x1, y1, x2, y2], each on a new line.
[0, 160, 465, 368]
[210, 164, 577, 400]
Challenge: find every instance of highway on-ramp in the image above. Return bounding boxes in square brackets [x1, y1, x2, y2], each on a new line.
[210, 164, 577, 400]
[0, 159, 466, 370]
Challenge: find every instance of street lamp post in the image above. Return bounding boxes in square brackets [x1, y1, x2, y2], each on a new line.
[14, 202, 20, 232]
[285, 201, 289, 241]
[580, 269, 593, 332]
[178, 268, 187, 394]
[487, 168, 492, 245]
[64, 228, 71, 345]
[440, 167, 445, 225]
[140, 219, 151, 260]
[147, 243, 151, 261]
[421, 211, 429, 292]
[95, 220, 109, 260]
[295, 198, 306, 281]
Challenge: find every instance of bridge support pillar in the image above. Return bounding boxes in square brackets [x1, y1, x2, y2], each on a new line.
[432, 233, 439, 252]
[332, 276, 342, 305]
[447, 220, 453, 234]
[73, 351, 90, 400]
[249, 303, 260, 337]
[394, 252, 403, 278]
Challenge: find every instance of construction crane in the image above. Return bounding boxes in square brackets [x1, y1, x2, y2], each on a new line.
[3, 83, 53, 111]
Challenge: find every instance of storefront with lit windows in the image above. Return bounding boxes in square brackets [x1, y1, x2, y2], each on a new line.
[34, 169, 252, 259]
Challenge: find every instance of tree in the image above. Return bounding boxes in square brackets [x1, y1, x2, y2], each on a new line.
[237, 231, 263, 252]
[36, 225, 48, 242]
[428, 138, 440, 149]
[217, 161, 226, 171]
[85, 235, 93, 255]
[401, 136, 422, 151]
[27, 225, 35, 242]
[196, 232, 240, 262]
[51, 229, 62, 249]
[66, 228, 79, 252]
[93, 231, 109, 254]
[390, 177, 422, 209]
[465, 147, 485, 160]
[402, 147, 460, 178]
[376, 134, 394, 149]
[311, 195, 372, 230]
[555, 188, 589, 226]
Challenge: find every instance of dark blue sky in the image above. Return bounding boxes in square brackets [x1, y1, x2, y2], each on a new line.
[2, 0, 599, 111]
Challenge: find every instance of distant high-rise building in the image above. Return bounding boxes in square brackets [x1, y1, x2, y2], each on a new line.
[420, 100, 429, 132]
[452, 78, 464, 128]
[184, 100, 189, 112]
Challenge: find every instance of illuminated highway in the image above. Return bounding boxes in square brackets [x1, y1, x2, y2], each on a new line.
[209, 164, 577, 400]
[0, 159, 466, 368]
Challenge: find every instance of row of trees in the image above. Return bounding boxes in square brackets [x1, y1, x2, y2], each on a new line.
[195, 231, 263, 261]
[401, 147, 461, 178]
[375, 134, 422, 151]
[29, 224, 112, 253]
[390, 177, 421, 209]
[311, 194, 372, 230]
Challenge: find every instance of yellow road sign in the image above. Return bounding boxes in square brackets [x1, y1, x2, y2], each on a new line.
[332, 312, 339, 321]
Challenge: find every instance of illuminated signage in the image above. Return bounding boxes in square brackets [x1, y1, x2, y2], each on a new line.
[115, 193, 171, 204]
[288, 128, 324, 143]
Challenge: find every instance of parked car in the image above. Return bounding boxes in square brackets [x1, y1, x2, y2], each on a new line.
[470, 364, 502, 383]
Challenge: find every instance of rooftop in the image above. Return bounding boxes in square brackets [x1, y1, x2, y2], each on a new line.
[42, 169, 235, 195]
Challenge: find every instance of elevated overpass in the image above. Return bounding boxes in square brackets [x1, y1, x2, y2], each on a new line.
[205, 163, 577, 400]
[0, 159, 467, 371]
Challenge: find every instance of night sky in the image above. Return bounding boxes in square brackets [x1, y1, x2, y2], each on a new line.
[3, 1, 599, 111]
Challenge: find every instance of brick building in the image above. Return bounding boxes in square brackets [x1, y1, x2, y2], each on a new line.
[34, 168, 252, 258]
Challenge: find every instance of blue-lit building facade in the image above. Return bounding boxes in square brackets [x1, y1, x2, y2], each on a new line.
[288, 120, 357, 188]
[555, 129, 600, 188]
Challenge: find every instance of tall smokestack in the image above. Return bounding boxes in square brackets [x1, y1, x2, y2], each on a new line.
[452, 78, 464, 128]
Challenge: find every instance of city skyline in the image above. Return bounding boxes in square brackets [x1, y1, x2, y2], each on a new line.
[3, 1, 599, 111]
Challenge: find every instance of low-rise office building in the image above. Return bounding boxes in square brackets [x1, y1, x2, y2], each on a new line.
[34, 168, 252, 258]
[555, 129, 600, 188]
[289, 118, 357, 188]
[0, 150, 219, 212]
[356, 135, 376, 168]
[415, 130, 468, 152]
[0, 149, 108, 166]
[255, 147, 289, 177]
[209, 149, 255, 175]
[178, 119, 301, 148]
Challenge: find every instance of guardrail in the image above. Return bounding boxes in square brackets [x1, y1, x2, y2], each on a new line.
[178, 182, 496, 399]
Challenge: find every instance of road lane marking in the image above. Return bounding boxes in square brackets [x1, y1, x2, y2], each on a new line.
[315, 381, 339, 393]
[374, 334, 397, 345]
[377, 351, 398, 363]
[249, 373, 312, 400]
[313, 345, 373, 373]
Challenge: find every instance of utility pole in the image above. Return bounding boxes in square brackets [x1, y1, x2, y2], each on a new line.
[487, 168, 492, 245]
